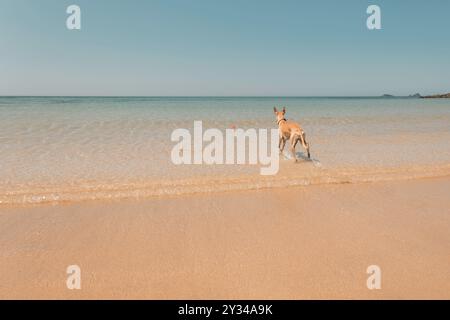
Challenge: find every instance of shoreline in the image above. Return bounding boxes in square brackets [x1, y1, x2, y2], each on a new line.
[2, 163, 450, 208]
[1, 177, 449, 299]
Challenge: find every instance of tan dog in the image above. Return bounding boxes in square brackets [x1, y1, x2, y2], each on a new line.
[274, 107, 310, 161]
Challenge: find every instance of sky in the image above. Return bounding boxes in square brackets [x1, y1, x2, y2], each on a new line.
[0, 0, 449, 96]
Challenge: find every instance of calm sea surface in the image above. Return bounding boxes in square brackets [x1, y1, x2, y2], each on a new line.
[1, 96, 450, 205]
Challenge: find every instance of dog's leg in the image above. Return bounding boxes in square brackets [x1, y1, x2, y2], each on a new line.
[290, 136, 297, 162]
[278, 136, 283, 153]
[279, 138, 286, 154]
[300, 132, 310, 159]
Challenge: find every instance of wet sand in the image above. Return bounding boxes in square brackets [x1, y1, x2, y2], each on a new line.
[1, 177, 449, 299]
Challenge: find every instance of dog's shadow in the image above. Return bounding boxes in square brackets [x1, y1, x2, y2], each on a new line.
[296, 152, 312, 161]
[282, 151, 321, 166]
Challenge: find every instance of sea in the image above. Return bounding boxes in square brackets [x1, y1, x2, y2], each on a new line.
[1, 96, 450, 205]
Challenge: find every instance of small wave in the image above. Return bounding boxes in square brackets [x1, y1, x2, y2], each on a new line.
[1, 164, 450, 207]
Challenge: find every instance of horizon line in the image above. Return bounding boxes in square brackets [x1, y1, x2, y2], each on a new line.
[0, 94, 426, 98]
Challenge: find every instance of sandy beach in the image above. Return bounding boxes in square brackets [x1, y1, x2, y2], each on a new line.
[1, 177, 449, 300]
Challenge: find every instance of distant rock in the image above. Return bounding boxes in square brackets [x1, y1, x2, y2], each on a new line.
[380, 93, 422, 98]
[421, 93, 450, 99]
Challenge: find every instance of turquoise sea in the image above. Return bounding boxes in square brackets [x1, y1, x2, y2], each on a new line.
[1, 96, 450, 205]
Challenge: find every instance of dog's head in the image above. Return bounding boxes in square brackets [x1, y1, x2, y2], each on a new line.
[273, 107, 286, 123]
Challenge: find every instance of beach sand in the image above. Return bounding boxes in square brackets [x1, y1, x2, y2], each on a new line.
[1, 177, 449, 299]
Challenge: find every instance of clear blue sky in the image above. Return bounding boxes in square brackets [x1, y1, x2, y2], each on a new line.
[0, 0, 449, 96]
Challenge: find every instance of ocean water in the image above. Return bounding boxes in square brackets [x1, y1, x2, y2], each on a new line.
[1, 96, 450, 205]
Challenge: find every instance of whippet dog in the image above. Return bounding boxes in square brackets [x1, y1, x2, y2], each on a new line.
[274, 107, 310, 162]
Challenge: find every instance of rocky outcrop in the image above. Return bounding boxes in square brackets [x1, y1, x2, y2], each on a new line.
[422, 93, 450, 98]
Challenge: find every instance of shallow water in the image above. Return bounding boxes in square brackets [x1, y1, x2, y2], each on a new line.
[1, 96, 450, 205]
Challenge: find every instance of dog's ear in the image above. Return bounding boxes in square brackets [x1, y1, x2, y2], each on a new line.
[273, 107, 278, 113]
[282, 107, 286, 114]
